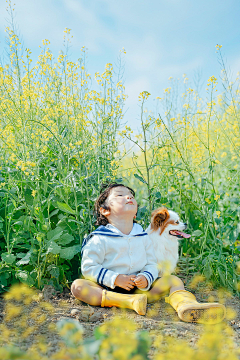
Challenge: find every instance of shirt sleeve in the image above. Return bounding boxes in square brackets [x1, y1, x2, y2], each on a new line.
[81, 235, 119, 289]
[137, 235, 159, 291]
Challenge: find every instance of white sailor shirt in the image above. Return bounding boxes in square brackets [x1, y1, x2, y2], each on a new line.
[81, 223, 158, 291]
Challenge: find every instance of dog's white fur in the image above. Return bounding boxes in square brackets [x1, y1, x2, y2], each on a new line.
[147, 208, 188, 276]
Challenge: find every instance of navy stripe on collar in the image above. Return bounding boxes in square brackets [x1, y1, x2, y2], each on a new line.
[92, 225, 123, 237]
[81, 225, 148, 254]
[92, 225, 148, 237]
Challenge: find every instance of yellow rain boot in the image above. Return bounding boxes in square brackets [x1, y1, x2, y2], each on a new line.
[101, 290, 147, 315]
[165, 290, 226, 324]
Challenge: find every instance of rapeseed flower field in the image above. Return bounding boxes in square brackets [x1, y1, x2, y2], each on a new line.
[1, 3, 240, 359]
[119, 57, 240, 292]
[0, 18, 126, 291]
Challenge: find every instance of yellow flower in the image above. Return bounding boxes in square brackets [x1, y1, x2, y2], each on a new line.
[32, 190, 37, 197]
[138, 91, 151, 101]
[189, 274, 205, 289]
[205, 198, 211, 204]
[216, 211, 221, 218]
[214, 195, 220, 201]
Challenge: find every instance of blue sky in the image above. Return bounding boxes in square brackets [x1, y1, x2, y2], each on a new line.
[0, 0, 240, 129]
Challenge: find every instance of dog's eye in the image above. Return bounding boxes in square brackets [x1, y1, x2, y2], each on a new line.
[176, 220, 179, 224]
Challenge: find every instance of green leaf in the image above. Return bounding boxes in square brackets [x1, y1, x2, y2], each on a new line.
[134, 173, 147, 184]
[47, 265, 60, 279]
[16, 251, 32, 266]
[24, 189, 34, 206]
[2, 253, 16, 264]
[16, 271, 35, 286]
[56, 202, 76, 215]
[57, 201, 76, 215]
[0, 272, 10, 288]
[218, 268, 226, 286]
[193, 210, 202, 216]
[13, 221, 23, 226]
[47, 227, 64, 241]
[136, 206, 148, 219]
[49, 209, 59, 217]
[214, 217, 222, 225]
[47, 240, 61, 255]
[155, 191, 161, 199]
[60, 245, 81, 260]
[58, 233, 74, 246]
[192, 230, 203, 237]
[203, 262, 213, 279]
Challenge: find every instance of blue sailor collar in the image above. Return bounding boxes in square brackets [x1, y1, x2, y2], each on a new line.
[81, 223, 148, 254]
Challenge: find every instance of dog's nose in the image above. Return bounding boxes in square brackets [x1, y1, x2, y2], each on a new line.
[184, 223, 187, 227]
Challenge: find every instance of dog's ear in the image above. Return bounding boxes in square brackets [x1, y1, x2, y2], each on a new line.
[151, 208, 169, 231]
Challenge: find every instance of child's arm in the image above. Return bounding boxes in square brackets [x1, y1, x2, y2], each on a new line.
[136, 236, 159, 291]
[81, 236, 119, 289]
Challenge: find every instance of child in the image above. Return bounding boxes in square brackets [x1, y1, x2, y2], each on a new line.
[71, 183, 226, 323]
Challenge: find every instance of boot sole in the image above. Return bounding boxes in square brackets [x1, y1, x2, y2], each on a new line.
[179, 303, 226, 324]
[134, 294, 147, 315]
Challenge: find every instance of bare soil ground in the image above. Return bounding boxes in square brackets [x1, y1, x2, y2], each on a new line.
[0, 283, 240, 357]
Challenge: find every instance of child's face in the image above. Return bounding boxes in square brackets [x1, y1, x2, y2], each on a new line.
[104, 186, 137, 219]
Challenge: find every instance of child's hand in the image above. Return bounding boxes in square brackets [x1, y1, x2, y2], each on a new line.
[114, 274, 137, 291]
[134, 275, 148, 289]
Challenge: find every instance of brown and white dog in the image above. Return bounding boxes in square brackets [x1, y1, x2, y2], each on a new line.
[146, 207, 191, 276]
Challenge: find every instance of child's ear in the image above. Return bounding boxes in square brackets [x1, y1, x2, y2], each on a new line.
[99, 207, 111, 217]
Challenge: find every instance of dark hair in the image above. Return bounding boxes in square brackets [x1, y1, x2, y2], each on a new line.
[94, 183, 136, 226]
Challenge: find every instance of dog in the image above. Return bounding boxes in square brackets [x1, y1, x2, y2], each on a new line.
[146, 207, 191, 276]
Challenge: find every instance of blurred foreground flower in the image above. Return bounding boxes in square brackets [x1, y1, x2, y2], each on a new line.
[0, 284, 239, 359]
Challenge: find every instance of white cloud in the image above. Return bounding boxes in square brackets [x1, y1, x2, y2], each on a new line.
[0, 0, 115, 53]
[0, 0, 67, 49]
